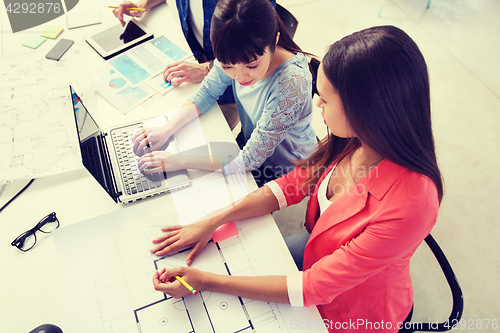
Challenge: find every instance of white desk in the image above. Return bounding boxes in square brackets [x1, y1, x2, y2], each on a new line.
[0, 2, 326, 332]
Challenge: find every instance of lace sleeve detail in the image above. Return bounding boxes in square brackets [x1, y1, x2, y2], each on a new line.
[223, 73, 309, 174]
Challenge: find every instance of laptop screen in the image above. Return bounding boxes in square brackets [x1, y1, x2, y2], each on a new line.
[72, 89, 99, 140]
[70, 86, 118, 202]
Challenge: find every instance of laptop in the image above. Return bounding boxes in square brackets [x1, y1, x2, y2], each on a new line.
[70, 85, 191, 204]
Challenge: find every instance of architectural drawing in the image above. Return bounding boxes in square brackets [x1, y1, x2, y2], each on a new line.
[52, 194, 325, 333]
[92, 230, 285, 333]
[0, 46, 93, 184]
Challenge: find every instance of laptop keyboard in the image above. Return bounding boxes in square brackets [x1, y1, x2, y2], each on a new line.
[111, 125, 163, 196]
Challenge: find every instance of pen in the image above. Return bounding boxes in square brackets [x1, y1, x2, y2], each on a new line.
[175, 275, 198, 295]
[108, 6, 147, 11]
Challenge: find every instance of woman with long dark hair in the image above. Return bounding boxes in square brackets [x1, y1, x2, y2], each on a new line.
[149, 25, 443, 332]
[133, 0, 317, 187]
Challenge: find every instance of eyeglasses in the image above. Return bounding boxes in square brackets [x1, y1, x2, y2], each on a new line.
[11, 212, 60, 252]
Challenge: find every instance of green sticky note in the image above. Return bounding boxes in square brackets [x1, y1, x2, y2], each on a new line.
[40, 25, 64, 39]
[22, 35, 47, 49]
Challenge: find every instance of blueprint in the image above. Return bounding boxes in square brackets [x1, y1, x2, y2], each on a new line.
[94, 235, 284, 333]
[0, 44, 94, 184]
[53, 190, 325, 333]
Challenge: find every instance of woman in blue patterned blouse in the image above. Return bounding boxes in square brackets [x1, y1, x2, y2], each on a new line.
[133, 0, 317, 187]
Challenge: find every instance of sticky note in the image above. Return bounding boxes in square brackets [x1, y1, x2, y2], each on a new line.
[22, 35, 47, 49]
[212, 222, 238, 243]
[40, 25, 64, 39]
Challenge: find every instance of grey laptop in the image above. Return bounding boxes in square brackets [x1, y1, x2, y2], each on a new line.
[70, 85, 191, 204]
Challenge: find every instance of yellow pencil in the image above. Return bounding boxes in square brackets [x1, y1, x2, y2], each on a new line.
[108, 6, 147, 11]
[175, 275, 198, 295]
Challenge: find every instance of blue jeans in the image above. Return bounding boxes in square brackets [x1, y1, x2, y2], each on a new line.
[284, 233, 310, 271]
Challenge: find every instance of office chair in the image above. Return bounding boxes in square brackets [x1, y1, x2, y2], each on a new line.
[276, 3, 298, 39]
[309, 57, 320, 98]
[276, 3, 318, 98]
[378, 0, 431, 17]
[398, 234, 464, 332]
[308, 57, 321, 142]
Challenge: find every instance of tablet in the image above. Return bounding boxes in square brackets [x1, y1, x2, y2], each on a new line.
[85, 19, 154, 60]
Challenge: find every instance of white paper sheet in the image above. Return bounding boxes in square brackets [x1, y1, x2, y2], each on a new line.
[146, 73, 175, 95]
[107, 36, 190, 88]
[67, 10, 102, 29]
[171, 172, 231, 225]
[52, 195, 326, 333]
[94, 66, 156, 114]
[164, 106, 207, 153]
[0, 45, 94, 184]
[94, 36, 191, 114]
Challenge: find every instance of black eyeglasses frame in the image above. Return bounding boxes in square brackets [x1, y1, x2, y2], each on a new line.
[11, 212, 60, 252]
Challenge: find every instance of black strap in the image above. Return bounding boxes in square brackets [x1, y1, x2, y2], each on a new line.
[0, 179, 35, 214]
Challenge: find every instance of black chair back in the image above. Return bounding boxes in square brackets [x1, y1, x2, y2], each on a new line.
[276, 3, 298, 39]
[309, 57, 320, 98]
[399, 234, 464, 332]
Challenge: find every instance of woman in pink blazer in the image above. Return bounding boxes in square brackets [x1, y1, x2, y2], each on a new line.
[149, 25, 443, 332]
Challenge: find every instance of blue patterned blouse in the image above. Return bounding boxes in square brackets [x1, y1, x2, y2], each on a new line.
[190, 52, 317, 176]
[174, 0, 276, 105]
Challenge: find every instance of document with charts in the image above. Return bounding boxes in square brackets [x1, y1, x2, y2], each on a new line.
[94, 35, 192, 113]
[53, 188, 326, 333]
[108, 35, 190, 87]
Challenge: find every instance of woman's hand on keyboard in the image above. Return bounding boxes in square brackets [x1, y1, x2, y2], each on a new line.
[132, 125, 171, 156]
[150, 220, 218, 266]
[138, 151, 183, 173]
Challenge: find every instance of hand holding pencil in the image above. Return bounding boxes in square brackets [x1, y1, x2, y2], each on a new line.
[153, 267, 200, 298]
[109, 6, 147, 11]
[111, 1, 149, 27]
[174, 275, 198, 295]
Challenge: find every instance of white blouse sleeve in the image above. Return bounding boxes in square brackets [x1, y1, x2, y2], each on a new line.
[287, 270, 304, 307]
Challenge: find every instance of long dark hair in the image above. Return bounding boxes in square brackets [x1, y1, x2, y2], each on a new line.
[298, 25, 443, 202]
[210, 0, 304, 64]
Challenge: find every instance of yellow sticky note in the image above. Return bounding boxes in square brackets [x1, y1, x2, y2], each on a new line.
[40, 25, 64, 39]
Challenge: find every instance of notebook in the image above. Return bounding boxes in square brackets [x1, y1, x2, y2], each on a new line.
[67, 10, 101, 30]
[70, 85, 191, 204]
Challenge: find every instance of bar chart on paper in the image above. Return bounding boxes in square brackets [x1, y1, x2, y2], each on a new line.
[107, 36, 190, 88]
[94, 36, 191, 113]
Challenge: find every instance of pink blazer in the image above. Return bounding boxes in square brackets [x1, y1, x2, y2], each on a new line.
[273, 158, 439, 332]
